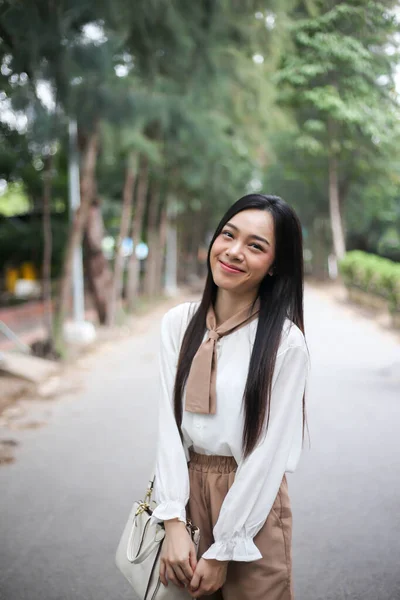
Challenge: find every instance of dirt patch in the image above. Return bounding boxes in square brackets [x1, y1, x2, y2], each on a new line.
[0, 374, 33, 414]
[0, 438, 19, 465]
[7, 420, 47, 431]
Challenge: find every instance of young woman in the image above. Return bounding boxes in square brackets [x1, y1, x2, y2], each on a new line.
[151, 194, 310, 600]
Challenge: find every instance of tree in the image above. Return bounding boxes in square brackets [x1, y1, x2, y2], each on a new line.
[107, 152, 137, 326]
[276, 1, 400, 261]
[0, 0, 302, 337]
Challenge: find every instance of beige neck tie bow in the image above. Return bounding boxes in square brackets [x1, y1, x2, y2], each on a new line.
[185, 299, 260, 414]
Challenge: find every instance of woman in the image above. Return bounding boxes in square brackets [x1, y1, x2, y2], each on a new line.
[151, 194, 310, 599]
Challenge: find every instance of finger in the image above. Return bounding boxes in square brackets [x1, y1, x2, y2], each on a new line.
[174, 564, 190, 586]
[191, 585, 203, 598]
[166, 565, 184, 589]
[159, 560, 168, 587]
[191, 583, 206, 599]
[189, 546, 198, 571]
[180, 558, 194, 582]
[189, 571, 202, 593]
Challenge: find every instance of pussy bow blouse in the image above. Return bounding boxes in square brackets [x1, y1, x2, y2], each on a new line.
[152, 301, 310, 562]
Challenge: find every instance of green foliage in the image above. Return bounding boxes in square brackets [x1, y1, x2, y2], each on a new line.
[265, 0, 400, 264]
[0, 214, 68, 277]
[0, 182, 29, 216]
[339, 250, 400, 313]
[1, 0, 400, 291]
[277, 1, 400, 151]
[378, 225, 400, 258]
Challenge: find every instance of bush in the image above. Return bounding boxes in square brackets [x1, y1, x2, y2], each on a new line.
[0, 214, 68, 279]
[339, 251, 400, 314]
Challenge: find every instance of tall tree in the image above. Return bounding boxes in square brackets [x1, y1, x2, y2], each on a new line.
[276, 1, 400, 260]
[107, 152, 137, 325]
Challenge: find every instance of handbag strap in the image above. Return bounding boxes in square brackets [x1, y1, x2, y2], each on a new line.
[144, 478, 155, 504]
[134, 478, 156, 518]
[131, 526, 165, 564]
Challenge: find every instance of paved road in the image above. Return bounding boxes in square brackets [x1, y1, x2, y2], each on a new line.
[1, 287, 399, 600]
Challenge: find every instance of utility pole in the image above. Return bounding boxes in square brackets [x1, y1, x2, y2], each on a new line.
[64, 118, 96, 345]
[68, 118, 85, 322]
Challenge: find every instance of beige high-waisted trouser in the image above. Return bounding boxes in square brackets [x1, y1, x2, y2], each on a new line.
[187, 450, 293, 600]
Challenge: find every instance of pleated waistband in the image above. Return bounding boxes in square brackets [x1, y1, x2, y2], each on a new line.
[188, 449, 237, 474]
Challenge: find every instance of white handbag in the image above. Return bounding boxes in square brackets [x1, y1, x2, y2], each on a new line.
[115, 479, 200, 600]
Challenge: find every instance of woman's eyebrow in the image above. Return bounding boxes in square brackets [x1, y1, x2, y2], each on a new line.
[226, 222, 270, 246]
[251, 234, 270, 246]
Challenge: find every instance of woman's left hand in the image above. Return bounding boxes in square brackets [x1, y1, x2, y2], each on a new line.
[189, 558, 228, 597]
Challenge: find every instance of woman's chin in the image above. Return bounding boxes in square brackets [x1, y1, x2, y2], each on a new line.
[212, 272, 242, 291]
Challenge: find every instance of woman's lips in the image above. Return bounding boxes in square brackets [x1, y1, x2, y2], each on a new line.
[218, 259, 245, 274]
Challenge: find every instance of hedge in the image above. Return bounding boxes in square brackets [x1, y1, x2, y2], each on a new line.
[339, 251, 400, 314]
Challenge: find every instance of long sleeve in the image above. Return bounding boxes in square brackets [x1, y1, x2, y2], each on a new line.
[151, 308, 190, 524]
[202, 344, 309, 562]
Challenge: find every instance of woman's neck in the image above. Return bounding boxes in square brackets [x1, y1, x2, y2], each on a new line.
[214, 288, 258, 325]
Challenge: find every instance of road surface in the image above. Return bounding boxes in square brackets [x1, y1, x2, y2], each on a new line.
[0, 286, 399, 600]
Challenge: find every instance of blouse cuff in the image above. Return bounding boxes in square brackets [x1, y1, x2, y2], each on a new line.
[202, 535, 262, 562]
[150, 501, 186, 525]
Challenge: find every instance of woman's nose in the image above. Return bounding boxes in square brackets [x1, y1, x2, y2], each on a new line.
[227, 240, 244, 258]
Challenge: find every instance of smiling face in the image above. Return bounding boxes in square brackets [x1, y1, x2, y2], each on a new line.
[209, 209, 276, 295]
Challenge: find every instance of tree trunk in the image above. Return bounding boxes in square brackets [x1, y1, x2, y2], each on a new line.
[83, 198, 113, 324]
[126, 156, 149, 312]
[107, 152, 137, 325]
[164, 199, 178, 296]
[55, 124, 99, 347]
[154, 199, 168, 295]
[180, 209, 203, 283]
[42, 154, 53, 342]
[328, 152, 346, 261]
[311, 217, 329, 279]
[327, 118, 346, 262]
[143, 181, 161, 298]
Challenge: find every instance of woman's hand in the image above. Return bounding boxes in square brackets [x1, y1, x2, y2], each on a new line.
[159, 519, 198, 589]
[189, 558, 228, 597]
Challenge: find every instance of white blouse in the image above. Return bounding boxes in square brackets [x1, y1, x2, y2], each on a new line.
[152, 301, 310, 562]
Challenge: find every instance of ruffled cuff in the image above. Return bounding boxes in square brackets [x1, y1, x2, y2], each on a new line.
[150, 500, 186, 525]
[202, 536, 262, 562]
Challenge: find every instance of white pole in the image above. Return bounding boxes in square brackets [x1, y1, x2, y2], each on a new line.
[68, 118, 85, 322]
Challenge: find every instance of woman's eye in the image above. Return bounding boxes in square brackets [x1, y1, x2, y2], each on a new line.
[222, 230, 233, 238]
[250, 243, 262, 251]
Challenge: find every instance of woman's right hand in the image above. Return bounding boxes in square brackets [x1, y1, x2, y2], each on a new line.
[159, 519, 198, 589]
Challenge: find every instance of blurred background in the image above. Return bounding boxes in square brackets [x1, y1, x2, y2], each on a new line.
[0, 2, 400, 600]
[0, 0, 399, 355]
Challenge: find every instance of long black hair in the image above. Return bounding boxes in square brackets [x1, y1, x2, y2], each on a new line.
[173, 194, 305, 458]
